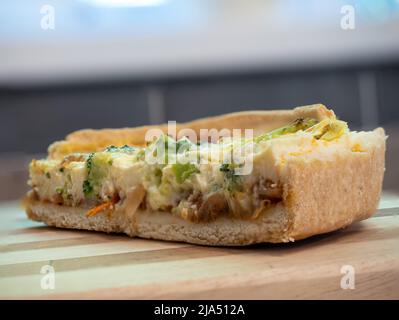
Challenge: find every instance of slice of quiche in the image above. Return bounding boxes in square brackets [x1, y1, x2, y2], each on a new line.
[25, 104, 386, 245]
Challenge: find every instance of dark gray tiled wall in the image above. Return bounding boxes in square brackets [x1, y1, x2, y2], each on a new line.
[0, 87, 149, 153]
[377, 68, 399, 125]
[164, 71, 362, 127]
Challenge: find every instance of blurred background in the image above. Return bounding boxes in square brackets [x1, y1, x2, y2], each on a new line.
[0, 0, 398, 201]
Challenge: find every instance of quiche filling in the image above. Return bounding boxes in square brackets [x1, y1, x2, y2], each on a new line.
[29, 117, 349, 222]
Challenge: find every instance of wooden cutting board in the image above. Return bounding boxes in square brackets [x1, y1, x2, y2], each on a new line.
[0, 195, 398, 300]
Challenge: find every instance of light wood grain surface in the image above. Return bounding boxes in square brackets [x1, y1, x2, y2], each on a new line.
[0, 194, 398, 300]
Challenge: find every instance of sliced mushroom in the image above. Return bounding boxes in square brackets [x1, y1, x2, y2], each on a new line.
[225, 191, 255, 219]
[123, 185, 146, 219]
[256, 179, 283, 201]
[252, 199, 272, 219]
[177, 191, 228, 222]
[198, 192, 228, 221]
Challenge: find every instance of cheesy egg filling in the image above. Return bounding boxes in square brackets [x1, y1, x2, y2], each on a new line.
[29, 117, 349, 222]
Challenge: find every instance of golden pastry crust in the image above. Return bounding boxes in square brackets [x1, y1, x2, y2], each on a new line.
[48, 104, 334, 159]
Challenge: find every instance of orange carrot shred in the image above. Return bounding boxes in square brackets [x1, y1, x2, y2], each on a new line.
[86, 201, 113, 217]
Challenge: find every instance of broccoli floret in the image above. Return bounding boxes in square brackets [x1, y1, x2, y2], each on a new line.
[220, 163, 242, 192]
[172, 163, 199, 184]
